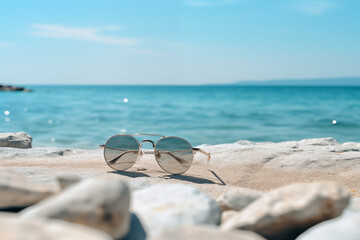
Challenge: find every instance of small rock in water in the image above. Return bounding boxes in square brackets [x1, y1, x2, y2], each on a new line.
[0, 132, 32, 148]
[132, 184, 221, 239]
[217, 187, 262, 211]
[0, 84, 31, 92]
[20, 177, 131, 239]
[0, 169, 56, 209]
[221, 182, 350, 240]
[0, 212, 112, 240]
[155, 225, 267, 240]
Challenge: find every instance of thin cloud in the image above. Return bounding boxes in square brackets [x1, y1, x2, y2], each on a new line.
[186, 0, 237, 7]
[0, 42, 14, 47]
[293, 1, 335, 15]
[126, 48, 152, 54]
[29, 24, 140, 45]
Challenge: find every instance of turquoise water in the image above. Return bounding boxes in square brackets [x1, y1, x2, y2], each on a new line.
[1, 85, 360, 149]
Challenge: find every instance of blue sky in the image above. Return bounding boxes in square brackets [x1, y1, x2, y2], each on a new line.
[0, 0, 359, 85]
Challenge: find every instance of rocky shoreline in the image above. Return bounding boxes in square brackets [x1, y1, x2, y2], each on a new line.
[0, 84, 32, 92]
[0, 133, 360, 239]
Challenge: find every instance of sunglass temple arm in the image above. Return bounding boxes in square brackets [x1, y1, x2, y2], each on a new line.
[192, 148, 211, 168]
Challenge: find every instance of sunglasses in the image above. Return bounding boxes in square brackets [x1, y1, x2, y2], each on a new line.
[100, 134, 211, 174]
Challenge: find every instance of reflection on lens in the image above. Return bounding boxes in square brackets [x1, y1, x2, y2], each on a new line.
[104, 135, 139, 171]
[155, 137, 193, 174]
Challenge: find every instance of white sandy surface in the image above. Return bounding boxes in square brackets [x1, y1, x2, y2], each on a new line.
[1, 138, 359, 199]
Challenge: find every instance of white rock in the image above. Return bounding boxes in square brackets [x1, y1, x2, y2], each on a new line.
[0, 169, 56, 209]
[0, 147, 79, 159]
[217, 188, 262, 211]
[200, 137, 360, 171]
[0, 212, 112, 240]
[221, 210, 239, 224]
[221, 210, 239, 223]
[298, 138, 338, 146]
[155, 225, 267, 240]
[132, 184, 221, 239]
[20, 177, 130, 239]
[56, 173, 82, 190]
[221, 182, 350, 240]
[350, 197, 360, 211]
[0, 132, 32, 148]
[297, 208, 360, 240]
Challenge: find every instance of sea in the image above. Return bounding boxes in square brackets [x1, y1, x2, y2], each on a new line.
[1, 85, 360, 149]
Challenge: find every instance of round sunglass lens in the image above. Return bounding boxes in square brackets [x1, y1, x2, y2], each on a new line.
[155, 137, 193, 174]
[104, 135, 139, 171]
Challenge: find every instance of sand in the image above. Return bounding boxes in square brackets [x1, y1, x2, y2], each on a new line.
[1, 138, 360, 199]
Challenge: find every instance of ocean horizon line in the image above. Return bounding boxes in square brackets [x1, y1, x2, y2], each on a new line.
[6, 84, 360, 88]
[2, 76, 360, 87]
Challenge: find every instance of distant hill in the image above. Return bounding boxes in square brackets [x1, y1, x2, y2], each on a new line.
[233, 77, 360, 86]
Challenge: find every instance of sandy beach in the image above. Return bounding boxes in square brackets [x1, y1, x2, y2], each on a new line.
[1, 137, 360, 198]
[1, 135, 360, 239]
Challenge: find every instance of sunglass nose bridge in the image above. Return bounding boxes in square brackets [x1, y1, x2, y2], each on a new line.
[138, 140, 161, 161]
[136, 149, 161, 161]
[140, 139, 155, 148]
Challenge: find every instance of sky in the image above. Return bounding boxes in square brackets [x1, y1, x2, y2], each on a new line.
[0, 0, 359, 85]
